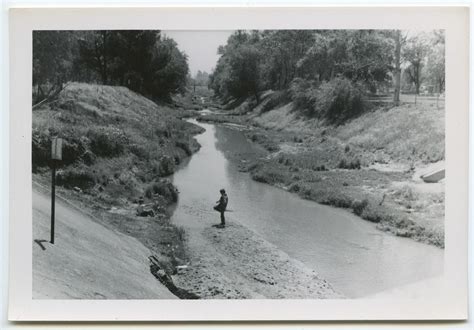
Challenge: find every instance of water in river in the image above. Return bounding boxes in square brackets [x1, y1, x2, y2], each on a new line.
[170, 119, 443, 298]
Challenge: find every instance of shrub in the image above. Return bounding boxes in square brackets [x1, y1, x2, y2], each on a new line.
[87, 127, 128, 157]
[352, 198, 369, 216]
[175, 140, 192, 156]
[251, 168, 285, 184]
[313, 165, 327, 171]
[393, 185, 417, 201]
[289, 78, 318, 114]
[145, 180, 178, 204]
[248, 132, 279, 152]
[338, 158, 361, 170]
[56, 168, 96, 189]
[32, 129, 87, 170]
[360, 207, 383, 223]
[321, 193, 352, 208]
[158, 156, 175, 177]
[315, 78, 366, 123]
[32, 128, 52, 170]
[290, 77, 366, 123]
[289, 183, 301, 192]
[129, 143, 150, 159]
[61, 138, 87, 165]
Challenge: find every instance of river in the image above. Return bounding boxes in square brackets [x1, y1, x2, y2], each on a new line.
[170, 119, 443, 298]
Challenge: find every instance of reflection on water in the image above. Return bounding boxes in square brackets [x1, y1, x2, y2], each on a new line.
[170, 119, 443, 298]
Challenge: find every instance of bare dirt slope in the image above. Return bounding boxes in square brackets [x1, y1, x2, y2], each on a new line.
[33, 184, 176, 299]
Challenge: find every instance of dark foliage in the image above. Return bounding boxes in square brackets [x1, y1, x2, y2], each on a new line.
[33, 30, 189, 104]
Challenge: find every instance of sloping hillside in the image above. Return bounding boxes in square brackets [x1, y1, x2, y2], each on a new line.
[252, 100, 444, 166]
[33, 83, 203, 206]
[32, 83, 204, 298]
[33, 184, 176, 299]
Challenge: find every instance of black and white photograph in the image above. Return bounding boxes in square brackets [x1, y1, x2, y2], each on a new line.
[6, 6, 469, 322]
[31, 28, 446, 300]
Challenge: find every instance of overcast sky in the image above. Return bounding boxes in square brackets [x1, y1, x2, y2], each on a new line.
[163, 31, 233, 77]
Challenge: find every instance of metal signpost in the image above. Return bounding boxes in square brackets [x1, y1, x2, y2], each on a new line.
[51, 137, 63, 244]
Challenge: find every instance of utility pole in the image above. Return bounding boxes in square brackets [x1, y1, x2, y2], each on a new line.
[50, 137, 63, 244]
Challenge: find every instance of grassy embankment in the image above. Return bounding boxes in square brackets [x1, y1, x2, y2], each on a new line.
[33, 82, 205, 276]
[199, 92, 445, 247]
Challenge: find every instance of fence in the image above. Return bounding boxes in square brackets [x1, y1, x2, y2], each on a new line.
[367, 94, 445, 109]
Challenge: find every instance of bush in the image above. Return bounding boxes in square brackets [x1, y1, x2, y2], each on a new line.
[315, 78, 366, 123]
[338, 158, 361, 169]
[313, 165, 327, 171]
[360, 207, 383, 223]
[56, 168, 96, 189]
[32, 129, 87, 170]
[321, 193, 352, 208]
[175, 140, 192, 156]
[87, 127, 129, 157]
[248, 132, 279, 152]
[32, 128, 52, 170]
[145, 180, 178, 204]
[289, 78, 318, 114]
[61, 138, 87, 165]
[158, 156, 175, 177]
[352, 198, 369, 216]
[289, 183, 301, 192]
[251, 168, 285, 184]
[290, 77, 366, 123]
[129, 143, 150, 159]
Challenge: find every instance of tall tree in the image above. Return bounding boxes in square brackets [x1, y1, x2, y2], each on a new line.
[33, 31, 74, 103]
[403, 33, 429, 94]
[393, 30, 402, 105]
[78, 31, 112, 85]
[424, 30, 445, 93]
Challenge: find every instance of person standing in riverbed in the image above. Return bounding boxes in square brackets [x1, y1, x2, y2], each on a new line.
[214, 189, 228, 228]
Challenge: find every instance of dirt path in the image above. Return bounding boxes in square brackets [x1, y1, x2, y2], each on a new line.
[172, 209, 342, 299]
[33, 186, 176, 299]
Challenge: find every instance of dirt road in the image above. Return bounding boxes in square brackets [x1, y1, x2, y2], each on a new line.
[33, 185, 176, 299]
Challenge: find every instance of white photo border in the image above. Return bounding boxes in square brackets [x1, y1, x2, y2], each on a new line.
[8, 6, 469, 321]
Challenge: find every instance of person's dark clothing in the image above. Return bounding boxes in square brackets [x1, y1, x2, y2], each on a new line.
[214, 193, 228, 225]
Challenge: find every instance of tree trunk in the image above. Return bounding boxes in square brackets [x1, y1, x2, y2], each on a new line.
[101, 31, 108, 85]
[414, 62, 421, 95]
[393, 30, 401, 106]
[254, 88, 260, 105]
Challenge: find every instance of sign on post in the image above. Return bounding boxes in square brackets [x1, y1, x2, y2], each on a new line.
[50, 137, 63, 244]
[51, 137, 63, 161]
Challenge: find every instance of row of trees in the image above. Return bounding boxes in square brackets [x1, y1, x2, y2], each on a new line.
[400, 30, 445, 96]
[209, 30, 445, 112]
[33, 30, 189, 104]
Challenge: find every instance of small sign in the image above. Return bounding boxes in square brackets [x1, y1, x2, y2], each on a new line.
[51, 137, 63, 161]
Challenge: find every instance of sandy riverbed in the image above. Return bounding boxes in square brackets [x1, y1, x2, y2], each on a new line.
[172, 215, 342, 299]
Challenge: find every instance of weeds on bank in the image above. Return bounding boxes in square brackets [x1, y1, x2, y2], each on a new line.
[250, 159, 443, 247]
[32, 83, 203, 206]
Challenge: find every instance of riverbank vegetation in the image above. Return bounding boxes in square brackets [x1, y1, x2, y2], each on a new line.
[204, 30, 445, 247]
[209, 30, 445, 121]
[32, 82, 205, 281]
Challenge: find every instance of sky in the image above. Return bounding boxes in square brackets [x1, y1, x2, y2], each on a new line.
[163, 30, 233, 77]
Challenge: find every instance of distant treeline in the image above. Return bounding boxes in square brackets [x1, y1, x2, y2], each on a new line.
[209, 30, 445, 122]
[33, 30, 189, 104]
